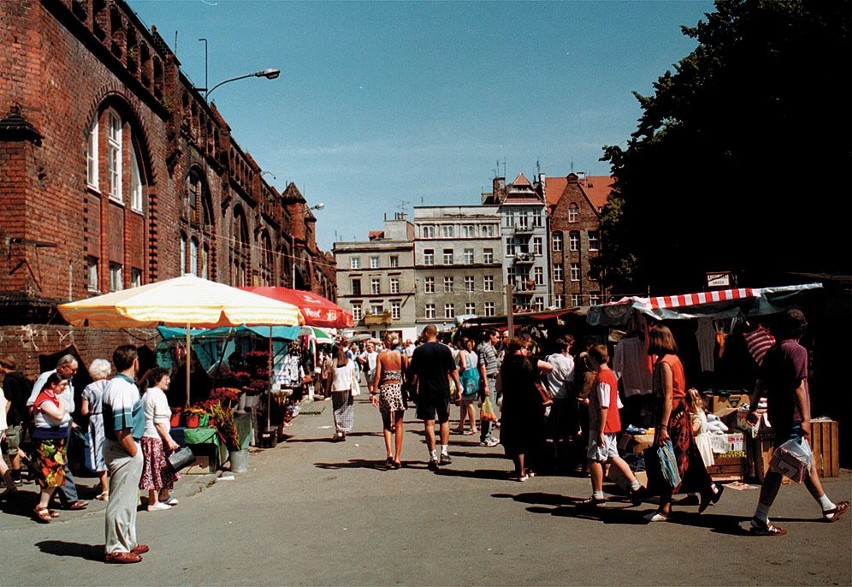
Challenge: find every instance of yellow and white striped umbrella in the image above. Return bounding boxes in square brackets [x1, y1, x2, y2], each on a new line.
[58, 274, 303, 328]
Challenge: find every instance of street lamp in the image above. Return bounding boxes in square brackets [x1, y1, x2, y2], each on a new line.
[291, 203, 325, 289]
[195, 68, 280, 100]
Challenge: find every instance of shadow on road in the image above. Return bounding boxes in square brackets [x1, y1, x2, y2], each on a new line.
[36, 540, 104, 562]
[495, 489, 767, 534]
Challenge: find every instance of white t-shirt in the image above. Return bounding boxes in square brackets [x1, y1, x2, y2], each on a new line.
[332, 359, 358, 392]
[142, 387, 171, 439]
[0, 388, 7, 432]
[544, 353, 575, 399]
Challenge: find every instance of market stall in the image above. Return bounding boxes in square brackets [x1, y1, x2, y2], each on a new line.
[586, 282, 835, 483]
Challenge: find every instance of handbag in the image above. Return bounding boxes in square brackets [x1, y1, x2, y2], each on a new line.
[167, 446, 196, 472]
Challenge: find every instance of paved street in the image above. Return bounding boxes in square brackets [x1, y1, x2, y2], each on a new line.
[2, 392, 850, 586]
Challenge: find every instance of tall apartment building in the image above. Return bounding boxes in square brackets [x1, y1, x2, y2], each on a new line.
[333, 213, 418, 340]
[543, 173, 612, 307]
[482, 174, 550, 312]
[413, 205, 504, 332]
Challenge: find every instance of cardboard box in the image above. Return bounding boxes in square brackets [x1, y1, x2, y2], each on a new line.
[182, 455, 213, 475]
[607, 465, 647, 492]
[630, 434, 655, 453]
[711, 432, 744, 454]
[710, 393, 751, 414]
[810, 418, 840, 478]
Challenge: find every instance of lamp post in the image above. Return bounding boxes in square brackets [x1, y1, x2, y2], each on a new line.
[292, 203, 325, 290]
[194, 68, 280, 101]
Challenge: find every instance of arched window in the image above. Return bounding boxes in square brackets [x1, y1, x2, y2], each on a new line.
[84, 102, 149, 293]
[231, 205, 251, 286]
[181, 167, 214, 278]
[259, 230, 274, 286]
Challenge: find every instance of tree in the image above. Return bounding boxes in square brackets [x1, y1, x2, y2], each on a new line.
[597, 0, 852, 295]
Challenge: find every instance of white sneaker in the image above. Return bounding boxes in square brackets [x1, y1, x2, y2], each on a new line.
[147, 502, 171, 512]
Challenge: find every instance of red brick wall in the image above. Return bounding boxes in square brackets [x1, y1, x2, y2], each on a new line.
[549, 177, 604, 304]
[0, 324, 158, 381]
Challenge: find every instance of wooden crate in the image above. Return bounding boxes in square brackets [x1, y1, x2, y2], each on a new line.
[747, 433, 775, 483]
[810, 419, 840, 478]
[706, 456, 745, 482]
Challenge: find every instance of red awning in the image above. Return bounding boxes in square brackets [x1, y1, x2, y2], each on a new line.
[648, 287, 756, 310]
[240, 287, 354, 329]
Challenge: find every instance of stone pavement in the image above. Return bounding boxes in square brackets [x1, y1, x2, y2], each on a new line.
[1, 392, 850, 585]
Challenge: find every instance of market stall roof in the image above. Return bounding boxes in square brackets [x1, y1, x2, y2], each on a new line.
[59, 274, 304, 328]
[301, 326, 335, 345]
[459, 307, 586, 328]
[586, 283, 823, 326]
[157, 325, 301, 341]
[240, 286, 353, 329]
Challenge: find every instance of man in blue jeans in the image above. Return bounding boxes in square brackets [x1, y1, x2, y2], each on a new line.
[747, 308, 848, 535]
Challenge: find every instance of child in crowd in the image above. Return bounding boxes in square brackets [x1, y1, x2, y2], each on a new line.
[585, 344, 645, 504]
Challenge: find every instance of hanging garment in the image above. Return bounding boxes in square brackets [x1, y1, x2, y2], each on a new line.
[743, 325, 775, 367]
[695, 318, 716, 373]
[612, 336, 653, 397]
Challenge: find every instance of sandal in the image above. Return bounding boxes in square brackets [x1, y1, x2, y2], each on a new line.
[824, 500, 849, 523]
[34, 505, 52, 524]
[750, 517, 787, 536]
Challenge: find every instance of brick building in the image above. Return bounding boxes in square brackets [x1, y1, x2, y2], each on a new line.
[0, 0, 334, 377]
[543, 173, 612, 307]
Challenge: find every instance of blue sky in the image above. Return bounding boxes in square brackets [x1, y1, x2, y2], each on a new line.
[131, 0, 715, 250]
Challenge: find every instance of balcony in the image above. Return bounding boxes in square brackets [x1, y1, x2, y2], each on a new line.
[513, 253, 535, 265]
[511, 280, 538, 295]
[364, 310, 392, 326]
[513, 224, 534, 233]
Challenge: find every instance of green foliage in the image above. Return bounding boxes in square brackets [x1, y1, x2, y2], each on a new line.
[601, 0, 852, 293]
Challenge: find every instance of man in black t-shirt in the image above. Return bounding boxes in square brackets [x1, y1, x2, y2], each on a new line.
[410, 325, 462, 470]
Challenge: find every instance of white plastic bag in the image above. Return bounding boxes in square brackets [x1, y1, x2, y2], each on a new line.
[769, 438, 813, 483]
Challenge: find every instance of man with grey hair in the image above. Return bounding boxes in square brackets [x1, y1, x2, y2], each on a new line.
[28, 354, 87, 510]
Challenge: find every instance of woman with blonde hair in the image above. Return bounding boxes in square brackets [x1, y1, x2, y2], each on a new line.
[371, 333, 408, 468]
[644, 325, 722, 522]
[81, 358, 112, 500]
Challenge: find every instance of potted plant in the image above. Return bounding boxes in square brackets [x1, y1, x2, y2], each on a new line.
[209, 400, 249, 472]
[184, 406, 207, 429]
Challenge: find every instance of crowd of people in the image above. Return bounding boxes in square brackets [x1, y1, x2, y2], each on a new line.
[0, 345, 183, 564]
[311, 309, 847, 535]
[1, 307, 847, 562]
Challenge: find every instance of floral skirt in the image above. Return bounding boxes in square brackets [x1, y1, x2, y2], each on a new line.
[34, 437, 67, 489]
[139, 436, 180, 492]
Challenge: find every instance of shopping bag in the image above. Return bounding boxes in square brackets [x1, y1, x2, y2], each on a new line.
[644, 439, 681, 490]
[480, 397, 498, 422]
[769, 437, 812, 483]
[656, 439, 682, 488]
[167, 446, 196, 472]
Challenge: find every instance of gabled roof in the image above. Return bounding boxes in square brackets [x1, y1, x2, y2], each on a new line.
[368, 231, 384, 241]
[512, 173, 531, 187]
[544, 173, 613, 213]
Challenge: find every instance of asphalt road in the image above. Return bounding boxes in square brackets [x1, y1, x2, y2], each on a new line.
[2, 392, 850, 586]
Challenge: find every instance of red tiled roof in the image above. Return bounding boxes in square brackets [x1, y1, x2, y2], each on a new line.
[544, 174, 613, 212]
[368, 231, 383, 240]
[512, 173, 531, 187]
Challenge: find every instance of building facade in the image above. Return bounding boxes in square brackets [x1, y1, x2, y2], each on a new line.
[413, 205, 504, 332]
[544, 173, 611, 307]
[333, 214, 417, 340]
[0, 0, 335, 332]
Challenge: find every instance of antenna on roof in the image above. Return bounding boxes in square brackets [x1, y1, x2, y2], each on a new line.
[570, 159, 574, 173]
[397, 200, 410, 216]
[536, 159, 541, 176]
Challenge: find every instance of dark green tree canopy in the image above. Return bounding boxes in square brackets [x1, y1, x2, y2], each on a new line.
[598, 0, 852, 295]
